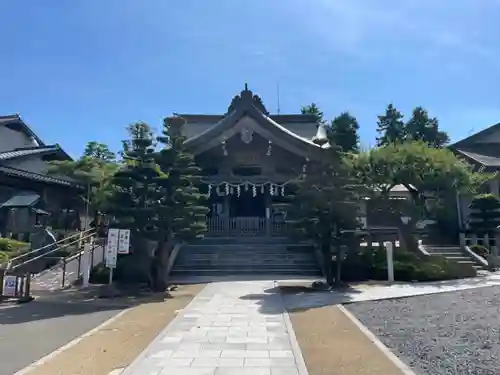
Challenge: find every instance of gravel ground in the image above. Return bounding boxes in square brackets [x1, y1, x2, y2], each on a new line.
[346, 285, 500, 375]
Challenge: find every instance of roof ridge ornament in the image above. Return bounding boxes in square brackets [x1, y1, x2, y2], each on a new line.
[226, 84, 269, 115]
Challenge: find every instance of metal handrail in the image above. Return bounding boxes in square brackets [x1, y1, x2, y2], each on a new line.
[8, 228, 95, 263]
[9, 230, 97, 271]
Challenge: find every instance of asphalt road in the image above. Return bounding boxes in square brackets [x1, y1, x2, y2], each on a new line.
[0, 297, 126, 375]
[0, 245, 116, 375]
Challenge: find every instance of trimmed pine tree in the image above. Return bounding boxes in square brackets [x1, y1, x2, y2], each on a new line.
[288, 146, 363, 286]
[151, 118, 208, 291]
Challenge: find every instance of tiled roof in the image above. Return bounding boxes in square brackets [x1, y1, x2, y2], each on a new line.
[0, 165, 82, 188]
[0, 114, 45, 147]
[455, 149, 500, 167]
[0, 191, 40, 208]
[0, 146, 60, 161]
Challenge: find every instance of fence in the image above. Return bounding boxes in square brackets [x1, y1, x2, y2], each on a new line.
[206, 217, 291, 237]
[30, 235, 107, 291]
[1, 228, 107, 296]
[460, 232, 498, 253]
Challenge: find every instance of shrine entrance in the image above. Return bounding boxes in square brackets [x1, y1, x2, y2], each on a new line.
[229, 189, 265, 217]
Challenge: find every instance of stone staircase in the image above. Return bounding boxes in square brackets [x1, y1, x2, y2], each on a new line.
[170, 236, 322, 278]
[422, 245, 487, 271]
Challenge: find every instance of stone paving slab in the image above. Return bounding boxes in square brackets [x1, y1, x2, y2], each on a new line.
[121, 281, 307, 375]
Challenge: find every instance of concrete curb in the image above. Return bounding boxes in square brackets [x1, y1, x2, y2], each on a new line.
[274, 280, 310, 375]
[337, 304, 417, 375]
[13, 307, 132, 375]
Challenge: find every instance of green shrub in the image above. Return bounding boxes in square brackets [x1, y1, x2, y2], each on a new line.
[0, 251, 10, 264]
[468, 244, 489, 258]
[0, 238, 28, 252]
[334, 246, 477, 282]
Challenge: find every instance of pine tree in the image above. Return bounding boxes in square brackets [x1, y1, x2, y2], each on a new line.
[330, 112, 360, 153]
[151, 118, 208, 291]
[376, 104, 406, 146]
[405, 107, 449, 148]
[105, 122, 160, 284]
[288, 146, 363, 286]
[301, 103, 324, 124]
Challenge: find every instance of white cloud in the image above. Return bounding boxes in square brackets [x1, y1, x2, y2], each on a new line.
[286, 0, 499, 61]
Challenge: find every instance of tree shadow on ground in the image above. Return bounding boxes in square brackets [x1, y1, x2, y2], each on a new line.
[0, 283, 197, 324]
[239, 282, 361, 315]
[238, 274, 500, 315]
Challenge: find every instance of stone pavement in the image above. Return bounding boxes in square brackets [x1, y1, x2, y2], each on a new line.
[121, 281, 307, 375]
[280, 272, 500, 311]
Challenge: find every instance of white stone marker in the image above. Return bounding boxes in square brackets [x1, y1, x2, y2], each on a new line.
[384, 241, 395, 282]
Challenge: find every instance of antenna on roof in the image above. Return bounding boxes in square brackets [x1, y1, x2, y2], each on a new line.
[276, 82, 281, 115]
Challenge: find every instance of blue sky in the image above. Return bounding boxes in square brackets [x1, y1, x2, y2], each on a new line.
[1, 0, 499, 157]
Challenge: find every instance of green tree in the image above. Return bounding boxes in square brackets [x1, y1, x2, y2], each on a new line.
[349, 141, 490, 253]
[150, 118, 208, 291]
[301, 103, 324, 123]
[83, 141, 116, 162]
[405, 107, 449, 147]
[289, 146, 363, 286]
[105, 122, 160, 285]
[376, 104, 406, 146]
[47, 142, 119, 227]
[330, 112, 360, 153]
[468, 194, 500, 234]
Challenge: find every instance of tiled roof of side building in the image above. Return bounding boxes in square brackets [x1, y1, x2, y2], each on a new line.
[0, 165, 83, 188]
[455, 149, 500, 167]
[0, 145, 61, 161]
[0, 114, 46, 147]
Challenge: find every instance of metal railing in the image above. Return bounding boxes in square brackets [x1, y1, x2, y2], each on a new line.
[0, 228, 108, 295]
[31, 236, 107, 290]
[8, 228, 95, 271]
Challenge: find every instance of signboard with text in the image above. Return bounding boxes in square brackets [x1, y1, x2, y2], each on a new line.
[117, 229, 131, 254]
[106, 228, 119, 268]
[3, 275, 17, 297]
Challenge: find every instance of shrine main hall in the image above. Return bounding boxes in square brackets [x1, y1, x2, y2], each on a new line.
[166, 85, 331, 237]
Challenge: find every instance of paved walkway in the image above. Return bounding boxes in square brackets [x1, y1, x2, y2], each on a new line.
[31, 245, 105, 292]
[121, 281, 307, 375]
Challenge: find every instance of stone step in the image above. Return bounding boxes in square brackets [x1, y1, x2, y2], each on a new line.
[170, 269, 322, 276]
[192, 237, 296, 245]
[183, 245, 314, 252]
[176, 256, 317, 261]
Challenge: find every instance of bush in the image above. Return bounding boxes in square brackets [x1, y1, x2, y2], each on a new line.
[0, 238, 28, 253]
[0, 251, 9, 264]
[468, 244, 489, 258]
[335, 246, 477, 282]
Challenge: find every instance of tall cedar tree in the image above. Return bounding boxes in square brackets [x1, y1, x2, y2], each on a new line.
[152, 118, 209, 291]
[376, 104, 406, 146]
[405, 107, 449, 148]
[289, 146, 363, 286]
[106, 122, 160, 285]
[330, 112, 360, 153]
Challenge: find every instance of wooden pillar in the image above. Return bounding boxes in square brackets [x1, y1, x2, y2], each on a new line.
[265, 191, 271, 237]
[223, 195, 230, 236]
